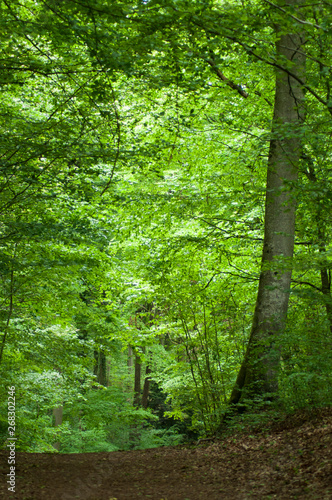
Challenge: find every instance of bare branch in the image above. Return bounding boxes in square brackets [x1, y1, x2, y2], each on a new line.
[291, 279, 322, 291]
[262, 0, 323, 30]
[206, 59, 249, 98]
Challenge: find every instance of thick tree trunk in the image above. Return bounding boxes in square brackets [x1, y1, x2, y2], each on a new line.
[230, 12, 305, 406]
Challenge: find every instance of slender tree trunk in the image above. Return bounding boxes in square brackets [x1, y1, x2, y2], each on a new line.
[0, 246, 16, 365]
[133, 352, 141, 407]
[142, 365, 152, 409]
[0, 269, 14, 365]
[94, 349, 107, 386]
[128, 346, 134, 370]
[319, 251, 332, 334]
[230, 8, 306, 406]
[106, 357, 111, 386]
[316, 212, 332, 333]
[305, 163, 332, 333]
[129, 350, 142, 448]
[53, 405, 63, 451]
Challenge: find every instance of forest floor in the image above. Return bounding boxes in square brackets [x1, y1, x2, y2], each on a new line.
[1, 408, 331, 500]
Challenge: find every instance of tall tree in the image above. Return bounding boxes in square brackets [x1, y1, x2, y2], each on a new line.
[230, 1, 306, 405]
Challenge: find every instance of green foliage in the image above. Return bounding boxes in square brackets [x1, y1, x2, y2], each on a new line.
[0, 0, 331, 452]
[53, 386, 183, 452]
[279, 300, 332, 411]
[59, 425, 119, 454]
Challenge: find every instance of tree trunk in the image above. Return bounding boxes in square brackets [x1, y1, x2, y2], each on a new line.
[53, 405, 63, 451]
[305, 163, 332, 333]
[133, 352, 142, 407]
[129, 350, 142, 448]
[319, 251, 332, 334]
[128, 346, 134, 370]
[94, 350, 107, 387]
[316, 212, 332, 333]
[142, 365, 152, 409]
[230, 9, 306, 406]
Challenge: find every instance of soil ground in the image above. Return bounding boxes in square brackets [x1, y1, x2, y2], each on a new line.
[1, 409, 331, 500]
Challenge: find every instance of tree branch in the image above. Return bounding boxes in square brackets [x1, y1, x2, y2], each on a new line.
[291, 279, 322, 292]
[262, 0, 323, 30]
[205, 59, 248, 98]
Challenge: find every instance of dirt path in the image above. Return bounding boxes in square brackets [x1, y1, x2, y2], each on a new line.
[1, 410, 331, 499]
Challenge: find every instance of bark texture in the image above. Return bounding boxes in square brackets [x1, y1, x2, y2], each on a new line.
[142, 365, 152, 409]
[94, 350, 107, 387]
[230, 8, 306, 406]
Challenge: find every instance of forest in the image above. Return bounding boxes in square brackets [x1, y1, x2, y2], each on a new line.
[0, 0, 331, 470]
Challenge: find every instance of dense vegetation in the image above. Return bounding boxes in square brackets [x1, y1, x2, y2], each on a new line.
[0, 0, 331, 453]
